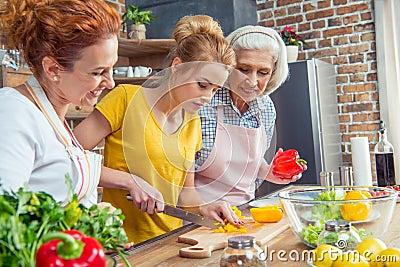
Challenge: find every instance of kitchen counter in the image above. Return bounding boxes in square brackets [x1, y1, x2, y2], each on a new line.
[114, 187, 400, 267]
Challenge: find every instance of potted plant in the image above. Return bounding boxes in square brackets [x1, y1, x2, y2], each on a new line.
[121, 5, 156, 39]
[279, 26, 307, 63]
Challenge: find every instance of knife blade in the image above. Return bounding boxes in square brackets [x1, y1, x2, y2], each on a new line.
[163, 204, 219, 229]
[126, 195, 218, 229]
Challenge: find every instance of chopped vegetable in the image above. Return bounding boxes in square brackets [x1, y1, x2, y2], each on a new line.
[214, 206, 247, 233]
[214, 223, 248, 234]
[302, 222, 325, 247]
[301, 190, 370, 247]
[311, 190, 343, 221]
[302, 222, 368, 247]
[384, 185, 400, 197]
[272, 149, 307, 179]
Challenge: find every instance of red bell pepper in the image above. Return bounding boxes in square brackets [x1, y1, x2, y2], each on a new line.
[36, 229, 106, 267]
[272, 149, 307, 179]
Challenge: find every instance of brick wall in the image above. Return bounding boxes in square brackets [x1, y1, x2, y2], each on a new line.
[257, 0, 379, 175]
[106, 0, 127, 37]
[105, 0, 125, 14]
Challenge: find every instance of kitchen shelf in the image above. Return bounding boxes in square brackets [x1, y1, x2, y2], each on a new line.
[65, 105, 94, 120]
[117, 38, 176, 70]
[0, 66, 31, 88]
[118, 38, 175, 58]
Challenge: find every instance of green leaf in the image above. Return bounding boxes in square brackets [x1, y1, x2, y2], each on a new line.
[0, 179, 129, 266]
[64, 199, 82, 228]
[121, 5, 156, 26]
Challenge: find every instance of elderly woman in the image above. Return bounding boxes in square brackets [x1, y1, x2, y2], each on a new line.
[195, 25, 305, 206]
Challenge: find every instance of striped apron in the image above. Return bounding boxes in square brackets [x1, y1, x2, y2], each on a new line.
[25, 77, 102, 207]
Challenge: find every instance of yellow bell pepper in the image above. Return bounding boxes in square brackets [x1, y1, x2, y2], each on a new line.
[340, 190, 372, 221]
[250, 204, 283, 223]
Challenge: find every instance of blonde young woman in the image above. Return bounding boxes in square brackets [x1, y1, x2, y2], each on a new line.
[195, 26, 305, 206]
[0, 0, 120, 207]
[74, 15, 243, 244]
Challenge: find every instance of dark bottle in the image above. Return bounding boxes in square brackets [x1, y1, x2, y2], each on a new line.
[374, 121, 396, 186]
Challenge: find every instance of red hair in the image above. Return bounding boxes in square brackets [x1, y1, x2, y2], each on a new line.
[0, 0, 120, 77]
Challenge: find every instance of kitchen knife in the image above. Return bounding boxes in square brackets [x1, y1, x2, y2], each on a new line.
[163, 204, 219, 229]
[126, 195, 218, 229]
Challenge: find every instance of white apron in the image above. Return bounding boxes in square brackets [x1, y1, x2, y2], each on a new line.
[25, 77, 102, 207]
[195, 106, 267, 205]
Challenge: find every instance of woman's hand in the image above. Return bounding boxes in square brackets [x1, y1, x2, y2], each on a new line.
[266, 171, 302, 184]
[127, 174, 164, 214]
[198, 201, 243, 226]
[261, 148, 306, 184]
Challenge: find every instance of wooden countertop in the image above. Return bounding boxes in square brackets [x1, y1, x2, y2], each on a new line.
[114, 188, 400, 267]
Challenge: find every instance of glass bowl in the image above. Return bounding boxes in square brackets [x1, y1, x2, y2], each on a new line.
[278, 186, 397, 248]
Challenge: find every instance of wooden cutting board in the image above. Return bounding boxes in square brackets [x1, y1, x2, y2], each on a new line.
[178, 216, 290, 258]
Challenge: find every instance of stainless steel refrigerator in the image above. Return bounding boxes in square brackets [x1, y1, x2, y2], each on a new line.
[256, 59, 343, 197]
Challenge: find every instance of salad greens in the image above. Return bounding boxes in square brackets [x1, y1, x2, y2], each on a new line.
[301, 190, 369, 248]
[301, 221, 324, 247]
[311, 190, 343, 221]
[302, 222, 369, 247]
[0, 176, 130, 267]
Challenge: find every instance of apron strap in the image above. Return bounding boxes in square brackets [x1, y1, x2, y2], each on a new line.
[64, 120, 85, 151]
[25, 76, 74, 150]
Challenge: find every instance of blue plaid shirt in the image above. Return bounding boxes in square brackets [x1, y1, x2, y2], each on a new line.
[195, 88, 276, 169]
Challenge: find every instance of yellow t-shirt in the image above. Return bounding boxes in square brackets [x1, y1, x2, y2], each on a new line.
[96, 84, 202, 244]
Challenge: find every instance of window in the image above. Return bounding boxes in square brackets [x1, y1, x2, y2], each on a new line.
[374, 0, 400, 179]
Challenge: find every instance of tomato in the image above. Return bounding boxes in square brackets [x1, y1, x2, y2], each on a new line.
[386, 185, 400, 191]
[356, 237, 387, 267]
[370, 190, 390, 197]
[386, 186, 400, 198]
[250, 205, 283, 223]
[340, 191, 372, 221]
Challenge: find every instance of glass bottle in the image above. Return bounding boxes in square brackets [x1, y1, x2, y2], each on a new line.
[374, 120, 396, 186]
[220, 235, 266, 267]
[317, 220, 361, 251]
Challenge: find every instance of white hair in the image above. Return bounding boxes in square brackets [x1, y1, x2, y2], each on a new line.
[226, 25, 289, 95]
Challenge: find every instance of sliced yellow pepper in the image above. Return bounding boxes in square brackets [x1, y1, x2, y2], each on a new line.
[250, 204, 283, 223]
[213, 206, 248, 233]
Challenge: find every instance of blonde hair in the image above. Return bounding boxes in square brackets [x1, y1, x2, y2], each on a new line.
[226, 25, 289, 95]
[0, 0, 120, 78]
[169, 15, 235, 67]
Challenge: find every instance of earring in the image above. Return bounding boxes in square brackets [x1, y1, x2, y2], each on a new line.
[53, 76, 58, 81]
